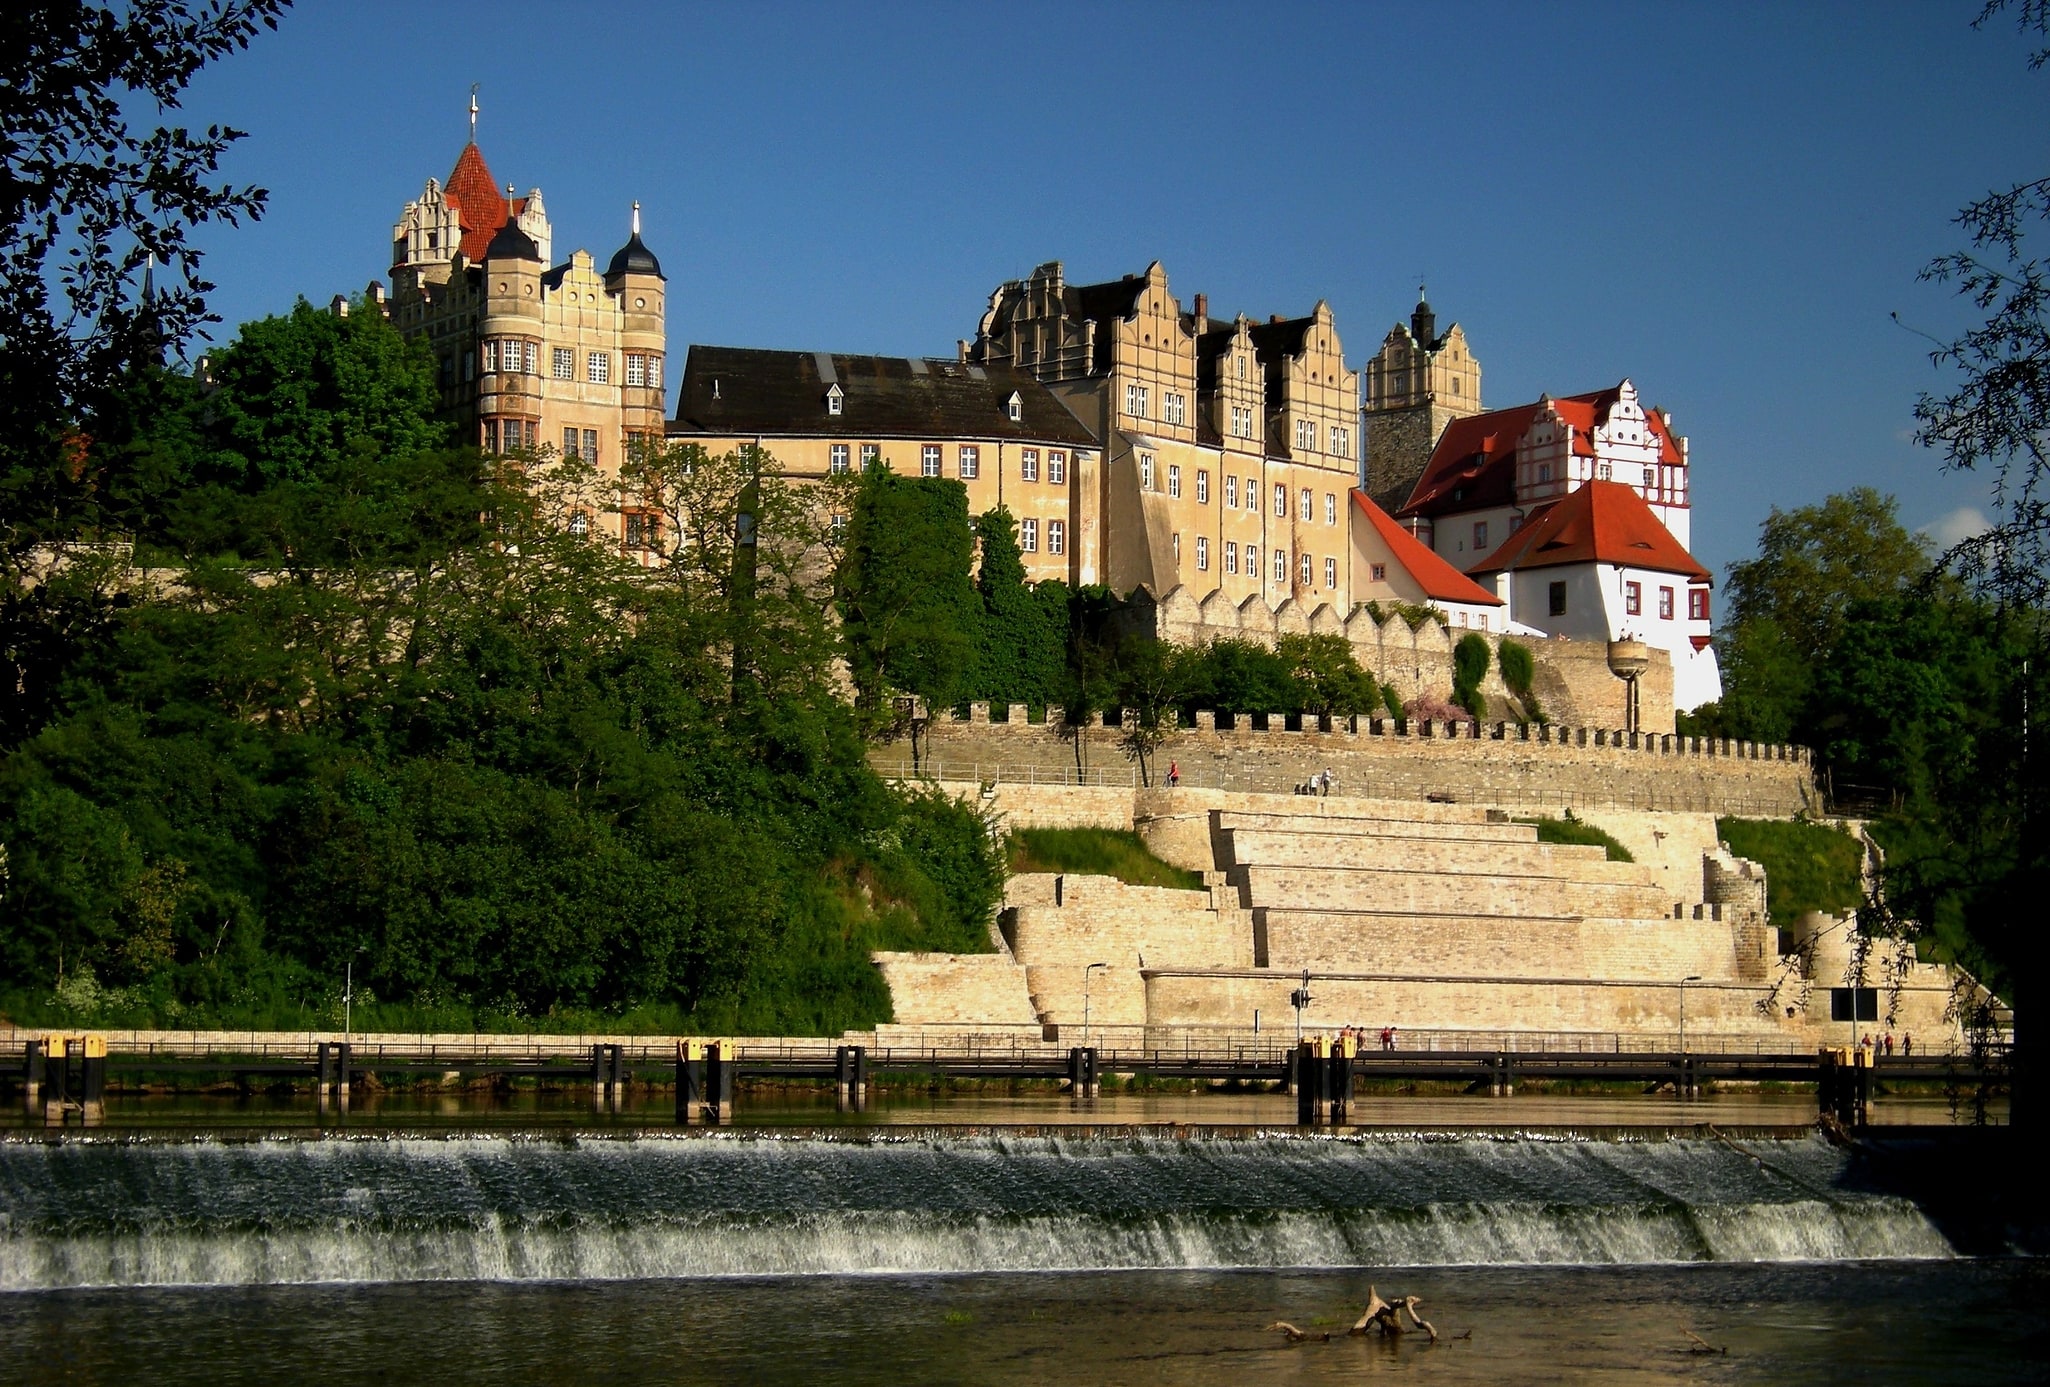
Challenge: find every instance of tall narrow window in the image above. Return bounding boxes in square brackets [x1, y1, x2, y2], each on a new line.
[1020, 518, 1038, 552]
[861, 443, 880, 468]
[1047, 452, 1066, 485]
[1324, 557, 1337, 588]
[1196, 469, 1209, 504]
[1245, 545, 1258, 579]
[1196, 536, 1210, 570]
[1325, 493, 1337, 525]
[1625, 581, 1642, 616]
[1168, 464, 1181, 499]
[958, 445, 979, 479]
[1659, 587, 1675, 620]
[1225, 541, 1238, 575]
[1274, 484, 1286, 517]
[1473, 521, 1488, 550]
[1549, 581, 1568, 616]
[1273, 548, 1287, 583]
[483, 419, 500, 453]
[583, 429, 599, 466]
[1225, 475, 1238, 508]
[1300, 488, 1313, 522]
[1689, 588, 1710, 621]
[830, 444, 850, 475]
[1047, 520, 1065, 555]
[482, 340, 498, 373]
[1300, 552, 1313, 587]
[1172, 533, 1181, 568]
[921, 445, 941, 477]
[626, 353, 647, 387]
[1140, 453, 1155, 490]
[831, 513, 847, 538]
[1020, 448, 1039, 482]
[647, 355, 662, 389]
[562, 426, 580, 460]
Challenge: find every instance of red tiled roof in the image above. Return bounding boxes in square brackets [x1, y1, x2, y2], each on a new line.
[1467, 479, 1710, 581]
[444, 142, 529, 263]
[1351, 491, 1503, 605]
[1397, 384, 1683, 519]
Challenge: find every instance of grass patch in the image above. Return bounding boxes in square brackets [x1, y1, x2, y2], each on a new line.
[1514, 815, 1634, 862]
[1005, 828, 1204, 890]
[1716, 817, 1864, 928]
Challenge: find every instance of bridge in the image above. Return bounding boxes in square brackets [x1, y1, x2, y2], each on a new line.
[12, 1033, 2006, 1130]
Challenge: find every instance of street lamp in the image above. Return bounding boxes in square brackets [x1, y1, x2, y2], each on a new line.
[1083, 962, 1109, 1047]
[1678, 975, 1702, 1054]
[1290, 968, 1313, 1048]
[345, 947, 366, 1042]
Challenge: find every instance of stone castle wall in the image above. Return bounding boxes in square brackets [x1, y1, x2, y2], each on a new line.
[883, 712, 1816, 818]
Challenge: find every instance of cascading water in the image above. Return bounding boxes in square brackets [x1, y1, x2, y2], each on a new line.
[0, 1130, 1953, 1291]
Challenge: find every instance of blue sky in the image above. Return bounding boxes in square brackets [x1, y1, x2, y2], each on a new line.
[176, 1, 2046, 578]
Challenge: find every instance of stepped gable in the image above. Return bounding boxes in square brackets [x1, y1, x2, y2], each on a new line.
[1351, 490, 1503, 606]
[444, 142, 527, 263]
[1469, 479, 1709, 580]
[674, 346, 1095, 444]
[1398, 385, 1683, 520]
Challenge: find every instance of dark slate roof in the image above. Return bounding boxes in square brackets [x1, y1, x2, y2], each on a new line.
[1247, 315, 1314, 360]
[605, 232, 663, 280]
[484, 215, 541, 263]
[671, 346, 1098, 445]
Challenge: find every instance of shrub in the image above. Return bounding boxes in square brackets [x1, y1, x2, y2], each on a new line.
[1516, 815, 1635, 862]
[1498, 639, 1534, 694]
[1402, 691, 1473, 726]
[1451, 632, 1490, 717]
[1716, 817, 1864, 927]
[1006, 828, 1204, 891]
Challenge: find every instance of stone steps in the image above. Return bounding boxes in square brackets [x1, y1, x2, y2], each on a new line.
[1256, 908, 1756, 982]
[1221, 828, 1631, 878]
[1232, 864, 1677, 919]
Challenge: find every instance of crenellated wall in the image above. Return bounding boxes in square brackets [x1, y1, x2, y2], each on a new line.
[881, 710, 1817, 818]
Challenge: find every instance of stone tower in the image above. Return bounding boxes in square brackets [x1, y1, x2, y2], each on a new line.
[1361, 288, 1481, 511]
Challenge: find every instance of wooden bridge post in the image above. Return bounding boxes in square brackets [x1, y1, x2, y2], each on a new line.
[1499, 1052, 1516, 1098]
[336, 1042, 351, 1110]
[22, 1039, 44, 1112]
[81, 1036, 106, 1124]
[705, 1041, 733, 1123]
[835, 1045, 854, 1111]
[1295, 1041, 1316, 1125]
[1327, 1034, 1353, 1122]
[610, 1044, 628, 1103]
[1851, 1045, 1871, 1127]
[677, 1040, 704, 1122]
[590, 1044, 607, 1108]
[851, 1045, 868, 1110]
[43, 1037, 72, 1124]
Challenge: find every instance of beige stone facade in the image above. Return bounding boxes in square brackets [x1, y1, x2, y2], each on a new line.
[1361, 292, 1483, 510]
[971, 262, 1363, 610]
[387, 136, 666, 550]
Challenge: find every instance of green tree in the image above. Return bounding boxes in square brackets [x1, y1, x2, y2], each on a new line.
[1451, 632, 1490, 718]
[836, 468, 979, 732]
[1724, 489, 1932, 656]
[966, 506, 1069, 706]
[1111, 637, 1191, 786]
[1276, 633, 1379, 719]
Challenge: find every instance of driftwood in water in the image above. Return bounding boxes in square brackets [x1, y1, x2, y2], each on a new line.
[1349, 1286, 1439, 1343]
[1684, 1330, 1728, 1356]
[1267, 1321, 1329, 1343]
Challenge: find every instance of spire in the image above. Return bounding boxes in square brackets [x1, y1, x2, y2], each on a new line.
[1410, 283, 1437, 351]
[606, 201, 664, 281]
[468, 83, 479, 143]
[632, 200, 640, 236]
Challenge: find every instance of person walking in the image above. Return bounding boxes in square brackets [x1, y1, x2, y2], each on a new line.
[1167, 760, 1180, 787]
[1903, 1032, 1913, 1057]
[1321, 767, 1334, 797]
[1884, 1032, 1894, 1057]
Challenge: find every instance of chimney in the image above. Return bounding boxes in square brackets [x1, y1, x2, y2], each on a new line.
[1270, 314, 1283, 324]
[958, 339, 970, 363]
[1194, 293, 1208, 334]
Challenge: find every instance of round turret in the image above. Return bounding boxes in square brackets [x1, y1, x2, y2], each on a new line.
[604, 201, 664, 281]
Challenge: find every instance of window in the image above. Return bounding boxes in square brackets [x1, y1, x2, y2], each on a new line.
[1329, 425, 1350, 459]
[481, 340, 498, 373]
[1597, 462, 1613, 481]
[1196, 469, 1209, 504]
[1536, 461, 1552, 483]
[524, 341, 537, 374]
[624, 512, 658, 550]
[1007, 392, 1023, 422]
[1140, 453, 1155, 490]
[1294, 418, 1316, 451]
[1020, 448, 1039, 482]
[1237, 355, 1246, 379]
[1020, 518, 1038, 552]
[583, 429, 599, 466]
[1689, 588, 1710, 621]
[1325, 493, 1336, 525]
[861, 443, 880, 468]
[1549, 581, 1568, 616]
[1164, 392, 1186, 426]
[1300, 488, 1313, 522]
[1196, 536, 1210, 570]
[1047, 520, 1065, 555]
[1168, 464, 1181, 499]
[626, 353, 647, 387]
[921, 445, 941, 477]
[1124, 383, 1149, 417]
[1274, 483, 1286, 517]
[1625, 581, 1642, 616]
[1226, 541, 1239, 575]
[1476, 613, 1489, 630]
[1300, 552, 1313, 587]
[1172, 533, 1181, 568]
[1225, 475, 1238, 508]
[830, 513, 847, 539]
[483, 419, 499, 453]
[586, 352, 610, 383]
[1047, 452, 1066, 485]
[1830, 987, 1879, 1022]
[563, 426, 580, 460]
[958, 445, 978, 479]
[647, 355, 662, 390]
[1245, 545, 1258, 578]
[1273, 548, 1288, 583]
[1643, 467, 1656, 488]
[1370, 562, 1387, 582]
[568, 511, 589, 538]
[825, 384, 844, 416]
[1473, 521, 1488, 550]
[1658, 587, 1674, 620]
[553, 347, 574, 380]
[1324, 557, 1337, 588]
[830, 444, 850, 475]
[1245, 476, 1257, 508]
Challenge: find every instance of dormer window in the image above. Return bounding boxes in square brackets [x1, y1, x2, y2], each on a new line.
[1005, 390, 1023, 423]
[825, 383, 844, 416]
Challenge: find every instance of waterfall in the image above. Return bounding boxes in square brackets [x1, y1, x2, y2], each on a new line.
[0, 1131, 1953, 1291]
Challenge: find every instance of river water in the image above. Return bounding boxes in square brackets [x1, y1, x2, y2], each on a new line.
[2, 1121, 2044, 1383]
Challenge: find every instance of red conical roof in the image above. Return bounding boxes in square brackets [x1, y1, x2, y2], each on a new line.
[445, 142, 523, 263]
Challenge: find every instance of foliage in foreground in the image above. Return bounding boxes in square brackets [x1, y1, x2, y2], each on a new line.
[1715, 818, 1865, 929]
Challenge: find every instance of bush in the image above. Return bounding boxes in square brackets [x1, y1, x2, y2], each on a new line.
[1451, 632, 1490, 717]
[1402, 691, 1472, 726]
[1497, 638, 1534, 694]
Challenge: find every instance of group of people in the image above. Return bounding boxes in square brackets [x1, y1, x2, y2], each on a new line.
[1860, 1032, 1912, 1057]
[1338, 1024, 1398, 1051]
[1296, 767, 1336, 797]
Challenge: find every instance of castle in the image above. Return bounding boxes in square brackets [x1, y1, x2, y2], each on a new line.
[378, 110, 1721, 711]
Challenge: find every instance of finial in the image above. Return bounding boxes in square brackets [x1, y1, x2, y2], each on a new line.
[469, 84, 479, 142]
[506, 183, 516, 216]
[1418, 280, 1427, 304]
[631, 200, 640, 237]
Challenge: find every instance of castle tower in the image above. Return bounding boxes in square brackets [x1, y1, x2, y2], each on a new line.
[604, 201, 670, 459]
[1361, 287, 1481, 510]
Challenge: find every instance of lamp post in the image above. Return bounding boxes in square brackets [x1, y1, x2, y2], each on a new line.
[1083, 962, 1109, 1047]
[1678, 974, 1702, 1054]
[345, 947, 365, 1042]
